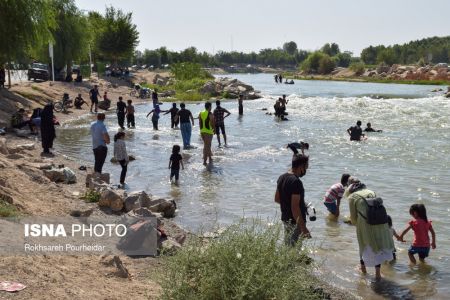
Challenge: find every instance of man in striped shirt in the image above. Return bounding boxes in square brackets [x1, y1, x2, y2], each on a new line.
[323, 174, 351, 218]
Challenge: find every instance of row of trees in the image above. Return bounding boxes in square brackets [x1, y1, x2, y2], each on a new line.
[133, 42, 349, 69]
[0, 0, 139, 86]
[361, 36, 450, 66]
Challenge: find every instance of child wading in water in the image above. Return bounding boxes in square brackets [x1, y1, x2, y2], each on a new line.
[113, 131, 129, 187]
[169, 145, 184, 184]
[387, 215, 401, 260]
[399, 204, 436, 264]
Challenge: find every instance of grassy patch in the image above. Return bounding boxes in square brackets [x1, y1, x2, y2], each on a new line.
[80, 190, 101, 203]
[143, 77, 211, 102]
[159, 219, 331, 300]
[0, 196, 19, 217]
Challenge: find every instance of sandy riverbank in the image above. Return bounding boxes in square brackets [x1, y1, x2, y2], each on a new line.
[0, 74, 357, 300]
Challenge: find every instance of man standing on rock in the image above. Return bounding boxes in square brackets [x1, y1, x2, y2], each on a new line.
[176, 103, 195, 149]
[90, 113, 110, 173]
[116, 96, 127, 130]
[89, 85, 100, 113]
[274, 153, 311, 246]
[199, 102, 215, 165]
[213, 100, 231, 147]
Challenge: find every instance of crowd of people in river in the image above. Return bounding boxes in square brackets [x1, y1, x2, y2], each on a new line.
[8, 81, 437, 281]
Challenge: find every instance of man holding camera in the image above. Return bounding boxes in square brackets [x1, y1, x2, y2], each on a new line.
[274, 153, 311, 246]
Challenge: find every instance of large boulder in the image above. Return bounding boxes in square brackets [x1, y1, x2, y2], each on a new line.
[153, 74, 170, 86]
[148, 198, 176, 218]
[200, 81, 221, 96]
[98, 188, 124, 212]
[86, 173, 110, 187]
[160, 238, 182, 255]
[43, 167, 76, 183]
[43, 168, 65, 182]
[124, 191, 152, 212]
[127, 207, 156, 218]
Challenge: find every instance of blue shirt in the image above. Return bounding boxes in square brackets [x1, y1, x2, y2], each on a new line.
[90, 120, 108, 149]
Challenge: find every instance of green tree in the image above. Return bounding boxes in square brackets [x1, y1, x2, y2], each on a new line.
[87, 11, 106, 64]
[0, 0, 55, 86]
[283, 41, 298, 56]
[361, 46, 379, 65]
[97, 6, 139, 65]
[47, 0, 90, 73]
[301, 51, 324, 73]
[318, 55, 336, 74]
[143, 49, 161, 67]
[377, 48, 397, 65]
[335, 52, 352, 67]
[321, 43, 340, 56]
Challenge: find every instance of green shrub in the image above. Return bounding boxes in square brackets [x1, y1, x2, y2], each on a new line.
[349, 62, 366, 75]
[0, 196, 19, 217]
[301, 51, 335, 74]
[170, 62, 213, 81]
[159, 219, 327, 300]
[318, 55, 336, 74]
[81, 190, 101, 203]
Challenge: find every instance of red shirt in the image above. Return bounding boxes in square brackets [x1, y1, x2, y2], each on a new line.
[409, 219, 432, 247]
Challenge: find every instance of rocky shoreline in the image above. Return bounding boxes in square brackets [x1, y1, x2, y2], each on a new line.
[290, 64, 450, 90]
[0, 74, 356, 300]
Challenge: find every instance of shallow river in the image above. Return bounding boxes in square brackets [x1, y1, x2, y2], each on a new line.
[56, 74, 450, 299]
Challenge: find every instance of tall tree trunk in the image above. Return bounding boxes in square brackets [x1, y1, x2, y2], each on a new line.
[7, 54, 12, 88]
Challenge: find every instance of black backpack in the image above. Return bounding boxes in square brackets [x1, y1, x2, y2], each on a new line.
[357, 196, 388, 225]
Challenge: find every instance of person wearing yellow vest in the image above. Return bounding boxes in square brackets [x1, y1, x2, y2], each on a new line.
[198, 102, 215, 166]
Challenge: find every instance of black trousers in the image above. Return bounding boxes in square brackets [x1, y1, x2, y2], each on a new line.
[127, 114, 135, 127]
[93, 145, 107, 173]
[117, 112, 125, 129]
[239, 105, 243, 115]
[119, 159, 127, 184]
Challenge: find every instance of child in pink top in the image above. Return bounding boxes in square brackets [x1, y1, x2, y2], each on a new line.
[399, 204, 436, 264]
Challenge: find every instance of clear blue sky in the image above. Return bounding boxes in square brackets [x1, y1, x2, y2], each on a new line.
[76, 0, 450, 56]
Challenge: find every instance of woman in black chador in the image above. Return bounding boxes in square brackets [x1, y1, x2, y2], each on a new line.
[40, 103, 56, 156]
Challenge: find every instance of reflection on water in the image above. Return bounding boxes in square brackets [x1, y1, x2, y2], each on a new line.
[55, 75, 450, 299]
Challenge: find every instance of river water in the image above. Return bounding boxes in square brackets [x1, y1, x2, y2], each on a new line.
[56, 74, 450, 299]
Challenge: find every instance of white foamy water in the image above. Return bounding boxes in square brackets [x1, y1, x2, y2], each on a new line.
[57, 74, 450, 299]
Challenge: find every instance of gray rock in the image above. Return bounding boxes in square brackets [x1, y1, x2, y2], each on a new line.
[85, 173, 110, 187]
[148, 198, 176, 218]
[43, 167, 76, 183]
[124, 191, 152, 212]
[98, 188, 124, 212]
[127, 207, 156, 218]
[160, 238, 182, 254]
[153, 74, 170, 86]
[43, 168, 66, 182]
